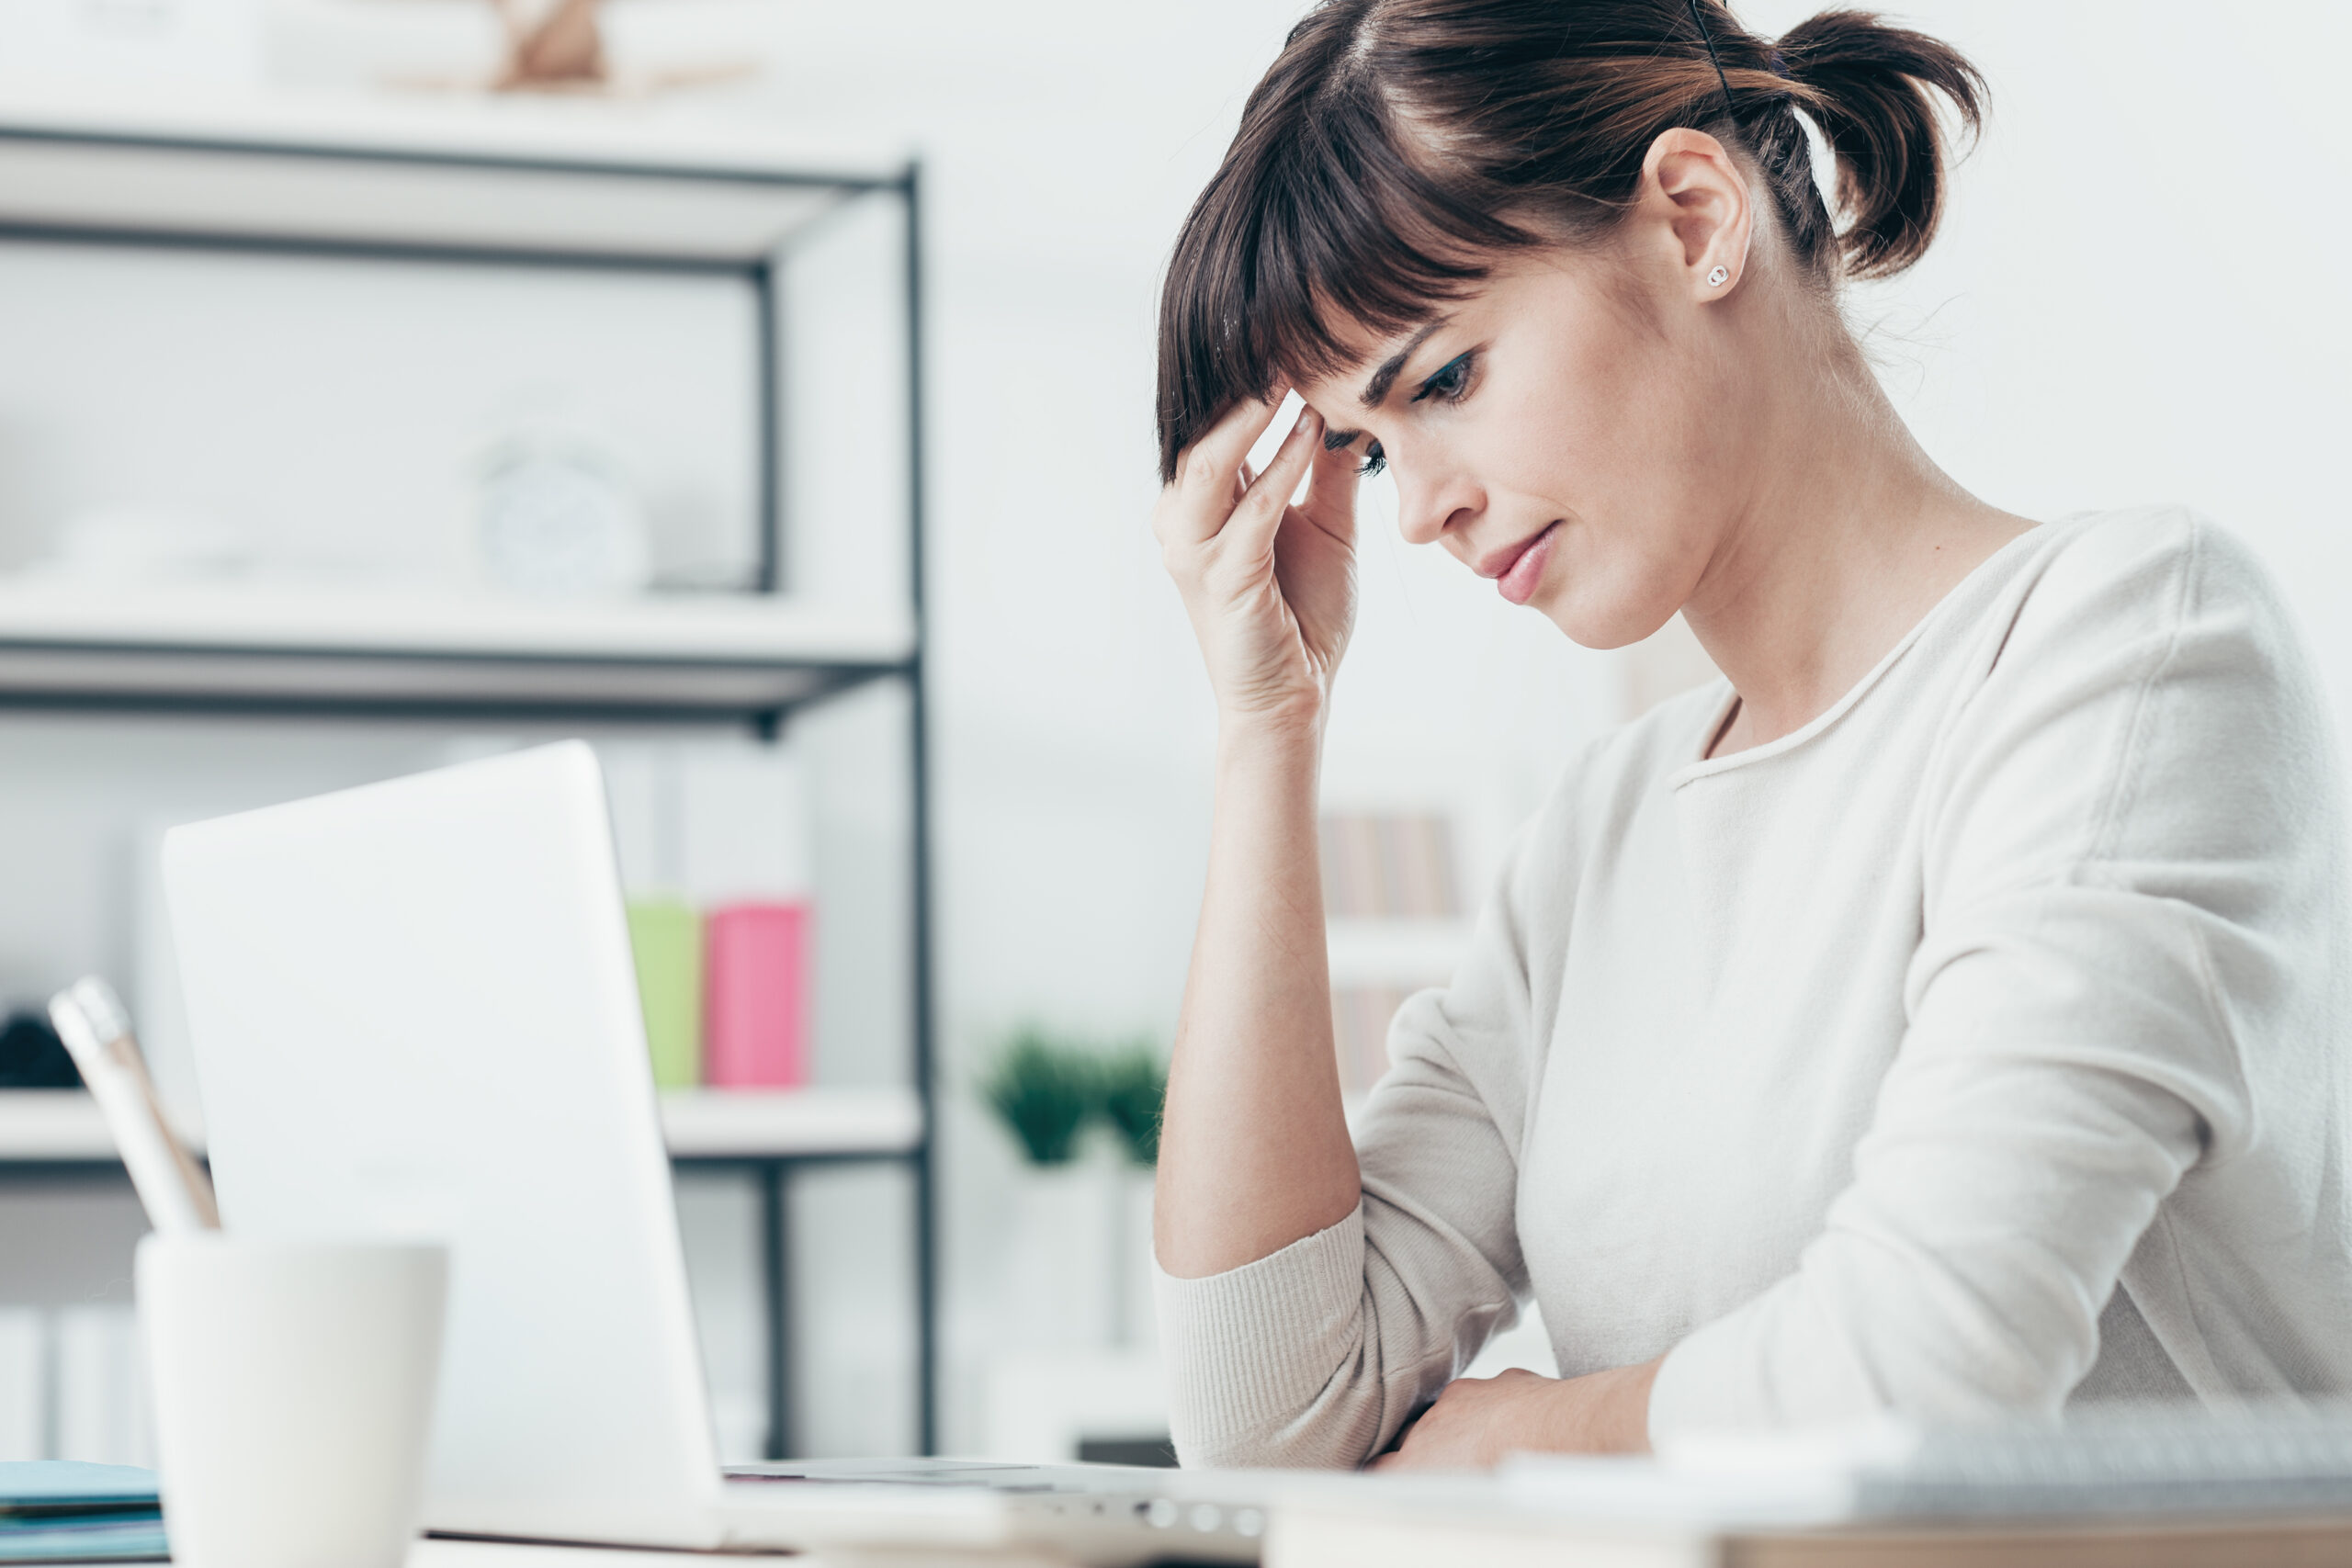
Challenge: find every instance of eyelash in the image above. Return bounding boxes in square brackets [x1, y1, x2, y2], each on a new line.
[1412, 350, 1477, 406]
[1356, 351, 1478, 479]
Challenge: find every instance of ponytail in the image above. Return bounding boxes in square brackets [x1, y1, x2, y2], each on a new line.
[1771, 10, 1985, 278]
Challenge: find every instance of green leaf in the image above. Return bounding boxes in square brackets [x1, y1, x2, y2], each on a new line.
[1096, 1042, 1167, 1168]
[979, 1029, 1098, 1166]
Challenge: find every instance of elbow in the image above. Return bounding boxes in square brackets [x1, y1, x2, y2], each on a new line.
[1169, 1384, 1385, 1472]
[1170, 1415, 1356, 1472]
[1163, 1338, 1396, 1471]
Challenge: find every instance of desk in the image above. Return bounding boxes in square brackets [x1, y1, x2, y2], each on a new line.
[412, 1542, 1064, 1567]
[417, 1547, 718, 1567]
[81, 1512, 2347, 1568]
[399, 1519, 2352, 1568]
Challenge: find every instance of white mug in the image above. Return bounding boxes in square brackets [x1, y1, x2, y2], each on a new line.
[137, 1235, 447, 1568]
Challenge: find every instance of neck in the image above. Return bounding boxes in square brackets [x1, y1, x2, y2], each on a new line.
[1680, 300, 2026, 751]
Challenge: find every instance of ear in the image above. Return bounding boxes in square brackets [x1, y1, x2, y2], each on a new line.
[1634, 128, 1754, 302]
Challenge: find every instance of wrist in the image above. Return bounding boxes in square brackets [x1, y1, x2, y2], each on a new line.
[1216, 707, 1325, 771]
[1536, 1358, 1658, 1457]
[1598, 1359, 1660, 1454]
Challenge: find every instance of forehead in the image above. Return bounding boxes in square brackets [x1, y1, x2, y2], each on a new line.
[1285, 310, 1438, 412]
[1286, 252, 1596, 409]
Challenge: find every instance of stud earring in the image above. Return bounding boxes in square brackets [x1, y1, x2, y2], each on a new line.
[1707, 265, 1730, 287]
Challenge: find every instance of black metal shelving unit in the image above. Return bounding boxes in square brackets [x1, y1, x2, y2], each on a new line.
[0, 99, 938, 1457]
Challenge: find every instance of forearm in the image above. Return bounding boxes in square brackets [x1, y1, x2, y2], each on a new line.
[1156, 717, 1362, 1278]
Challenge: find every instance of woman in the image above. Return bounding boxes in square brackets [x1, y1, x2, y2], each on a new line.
[1147, 0, 2352, 1470]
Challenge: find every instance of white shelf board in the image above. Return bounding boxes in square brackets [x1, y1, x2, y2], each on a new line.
[1325, 918, 1472, 987]
[659, 1087, 923, 1160]
[0, 580, 914, 714]
[0, 87, 906, 265]
[0, 1085, 922, 1164]
[0, 1090, 119, 1161]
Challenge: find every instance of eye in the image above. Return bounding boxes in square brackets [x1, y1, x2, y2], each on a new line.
[1411, 350, 1476, 405]
[1356, 440, 1387, 479]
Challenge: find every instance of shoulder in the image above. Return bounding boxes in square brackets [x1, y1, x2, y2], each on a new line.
[2001, 507, 2295, 661]
[1941, 507, 2338, 876]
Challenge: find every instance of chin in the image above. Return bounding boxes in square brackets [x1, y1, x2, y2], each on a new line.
[1534, 580, 1679, 652]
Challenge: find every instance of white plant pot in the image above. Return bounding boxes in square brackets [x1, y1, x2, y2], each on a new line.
[1004, 1159, 1117, 1351]
[1115, 1166, 1158, 1351]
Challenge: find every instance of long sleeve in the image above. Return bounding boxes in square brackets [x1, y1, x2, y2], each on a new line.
[1155, 799, 1574, 1468]
[1649, 519, 2320, 1438]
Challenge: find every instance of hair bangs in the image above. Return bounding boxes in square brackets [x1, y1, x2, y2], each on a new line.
[1156, 68, 1532, 481]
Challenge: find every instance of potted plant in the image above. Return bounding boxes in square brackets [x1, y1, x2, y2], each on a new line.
[1093, 1044, 1166, 1348]
[981, 1030, 1113, 1348]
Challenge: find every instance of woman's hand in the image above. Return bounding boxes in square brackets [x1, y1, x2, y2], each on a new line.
[1373, 1360, 1661, 1471]
[1153, 395, 1359, 738]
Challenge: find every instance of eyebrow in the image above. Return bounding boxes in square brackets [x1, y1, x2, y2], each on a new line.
[1358, 318, 1450, 409]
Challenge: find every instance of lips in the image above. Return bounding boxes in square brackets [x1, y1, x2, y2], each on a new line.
[1487, 522, 1561, 606]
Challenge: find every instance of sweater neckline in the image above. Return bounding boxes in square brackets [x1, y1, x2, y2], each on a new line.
[1666, 521, 2052, 788]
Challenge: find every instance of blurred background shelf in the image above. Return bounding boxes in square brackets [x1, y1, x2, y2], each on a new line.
[0, 1091, 116, 1164]
[0, 98, 937, 1461]
[0, 582, 916, 721]
[660, 1088, 922, 1162]
[0, 1085, 923, 1166]
[0, 88, 901, 266]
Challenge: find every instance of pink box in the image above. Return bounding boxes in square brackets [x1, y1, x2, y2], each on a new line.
[702, 901, 810, 1089]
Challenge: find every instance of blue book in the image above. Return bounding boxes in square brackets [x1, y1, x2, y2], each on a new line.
[0, 1464, 158, 1517]
[0, 1516, 169, 1564]
[0, 1467, 164, 1563]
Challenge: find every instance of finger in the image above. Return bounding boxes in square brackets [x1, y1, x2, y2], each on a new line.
[1231, 459, 1256, 509]
[1297, 436, 1361, 545]
[1174, 393, 1284, 501]
[1224, 404, 1322, 554]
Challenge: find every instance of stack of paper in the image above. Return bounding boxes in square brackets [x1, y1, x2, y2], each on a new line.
[0, 1462, 166, 1563]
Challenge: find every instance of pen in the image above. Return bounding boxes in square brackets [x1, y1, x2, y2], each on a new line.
[49, 976, 220, 1233]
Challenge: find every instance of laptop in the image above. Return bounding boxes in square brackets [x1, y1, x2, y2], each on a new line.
[161, 740, 1267, 1564]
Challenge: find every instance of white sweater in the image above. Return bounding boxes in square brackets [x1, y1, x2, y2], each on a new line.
[1157, 508, 2352, 1465]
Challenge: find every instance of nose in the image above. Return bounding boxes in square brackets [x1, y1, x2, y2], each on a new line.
[1394, 460, 1481, 547]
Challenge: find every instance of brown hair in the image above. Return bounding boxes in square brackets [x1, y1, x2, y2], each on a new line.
[1155, 1, 1985, 479]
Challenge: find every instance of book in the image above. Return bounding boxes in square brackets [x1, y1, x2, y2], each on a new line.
[625, 898, 703, 1089]
[0, 1463, 164, 1564]
[0, 1313, 38, 1463]
[702, 901, 808, 1089]
[51, 1308, 151, 1469]
[0, 1515, 172, 1564]
[1330, 985, 1409, 1096]
[1318, 814, 1461, 920]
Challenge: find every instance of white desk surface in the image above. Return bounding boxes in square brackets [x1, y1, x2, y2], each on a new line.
[412, 1540, 1067, 1566]
[417, 1546, 703, 1566]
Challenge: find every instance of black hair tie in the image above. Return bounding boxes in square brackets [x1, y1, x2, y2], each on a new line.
[1684, 0, 1738, 119]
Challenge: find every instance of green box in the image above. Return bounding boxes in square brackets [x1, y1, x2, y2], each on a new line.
[627, 897, 703, 1089]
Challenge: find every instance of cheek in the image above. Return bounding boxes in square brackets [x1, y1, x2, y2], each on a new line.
[1520, 321, 1718, 645]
